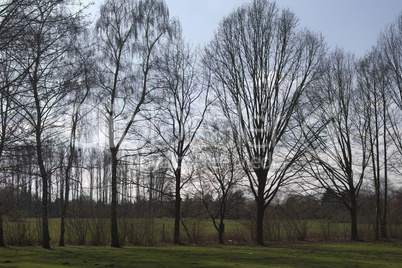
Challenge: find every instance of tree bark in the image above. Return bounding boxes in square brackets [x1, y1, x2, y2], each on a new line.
[173, 160, 182, 245]
[36, 124, 51, 249]
[110, 147, 120, 248]
[59, 164, 71, 246]
[38, 160, 51, 249]
[218, 220, 224, 245]
[380, 101, 388, 239]
[0, 203, 4, 247]
[375, 192, 381, 240]
[256, 198, 265, 246]
[350, 206, 359, 241]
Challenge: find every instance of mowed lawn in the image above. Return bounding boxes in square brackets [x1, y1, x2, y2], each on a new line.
[0, 242, 402, 267]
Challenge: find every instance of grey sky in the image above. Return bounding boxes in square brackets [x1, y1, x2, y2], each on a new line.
[86, 0, 402, 57]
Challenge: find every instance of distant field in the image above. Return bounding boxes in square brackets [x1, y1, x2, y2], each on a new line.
[3, 217, 402, 246]
[0, 242, 402, 267]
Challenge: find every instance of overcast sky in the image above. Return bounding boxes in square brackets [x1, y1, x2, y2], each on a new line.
[85, 0, 402, 58]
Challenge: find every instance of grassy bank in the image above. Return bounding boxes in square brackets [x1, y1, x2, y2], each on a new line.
[0, 242, 402, 267]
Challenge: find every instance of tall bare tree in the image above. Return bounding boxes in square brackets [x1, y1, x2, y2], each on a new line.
[13, 0, 85, 249]
[59, 42, 94, 246]
[378, 14, 402, 187]
[357, 48, 393, 240]
[303, 49, 371, 241]
[379, 13, 402, 111]
[95, 0, 176, 247]
[203, 0, 325, 245]
[0, 32, 26, 248]
[151, 32, 210, 244]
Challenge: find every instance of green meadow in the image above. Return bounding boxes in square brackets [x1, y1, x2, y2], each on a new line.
[1, 242, 402, 267]
[4, 217, 401, 246]
[3, 217, 402, 267]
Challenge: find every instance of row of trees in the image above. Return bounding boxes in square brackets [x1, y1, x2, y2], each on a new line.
[0, 0, 401, 248]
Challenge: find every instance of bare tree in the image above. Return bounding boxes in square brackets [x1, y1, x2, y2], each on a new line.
[0, 32, 26, 248]
[150, 32, 210, 244]
[378, 14, 402, 188]
[59, 42, 94, 246]
[303, 49, 370, 241]
[193, 119, 242, 244]
[95, 0, 176, 247]
[357, 49, 393, 240]
[0, 0, 35, 247]
[378, 13, 402, 111]
[203, 0, 325, 245]
[13, 0, 85, 249]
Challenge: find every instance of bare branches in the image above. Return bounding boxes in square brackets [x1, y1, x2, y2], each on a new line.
[95, 0, 177, 248]
[204, 0, 325, 245]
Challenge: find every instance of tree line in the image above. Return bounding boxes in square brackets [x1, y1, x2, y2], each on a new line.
[0, 0, 401, 248]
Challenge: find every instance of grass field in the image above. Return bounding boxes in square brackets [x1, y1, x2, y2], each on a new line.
[5, 217, 401, 246]
[0, 242, 401, 267]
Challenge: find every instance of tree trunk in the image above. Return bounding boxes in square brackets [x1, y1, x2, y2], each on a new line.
[218, 220, 224, 245]
[37, 143, 51, 249]
[59, 168, 70, 246]
[110, 147, 120, 248]
[350, 206, 359, 241]
[375, 187, 381, 240]
[380, 111, 388, 239]
[59, 191, 66, 246]
[256, 198, 265, 246]
[60, 141, 75, 246]
[380, 215, 387, 239]
[173, 165, 181, 245]
[33, 65, 50, 249]
[0, 203, 4, 247]
[41, 170, 51, 249]
[380, 187, 388, 239]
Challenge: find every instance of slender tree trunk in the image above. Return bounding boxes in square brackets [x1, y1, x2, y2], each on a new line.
[375, 191, 381, 240]
[374, 160, 381, 241]
[173, 163, 182, 245]
[90, 168, 94, 203]
[32, 50, 50, 249]
[59, 166, 71, 246]
[59, 183, 67, 246]
[110, 147, 120, 248]
[60, 134, 76, 246]
[380, 210, 388, 239]
[39, 163, 51, 249]
[380, 105, 388, 239]
[375, 107, 381, 241]
[36, 135, 51, 249]
[0, 202, 4, 247]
